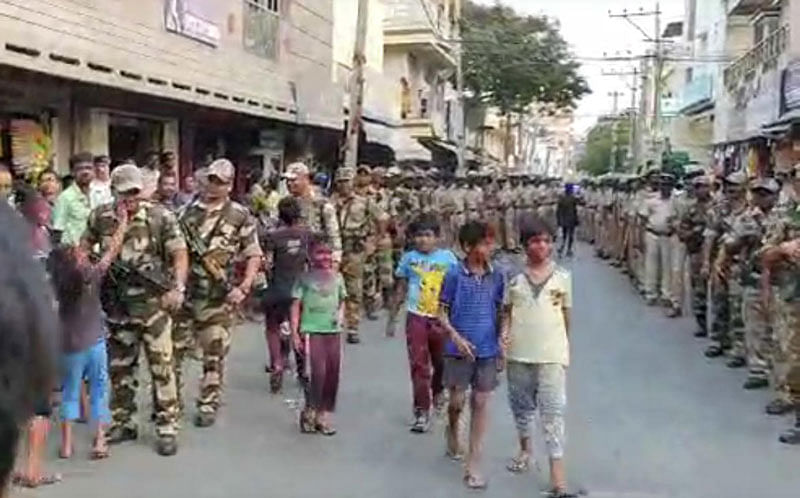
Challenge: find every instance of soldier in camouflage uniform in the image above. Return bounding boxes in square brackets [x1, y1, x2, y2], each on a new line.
[178, 159, 263, 428]
[387, 168, 407, 268]
[82, 164, 188, 456]
[451, 174, 468, 252]
[763, 188, 800, 444]
[678, 173, 713, 337]
[704, 171, 748, 359]
[355, 165, 380, 319]
[762, 165, 800, 416]
[371, 166, 395, 308]
[334, 166, 383, 344]
[724, 178, 779, 388]
[285, 162, 342, 261]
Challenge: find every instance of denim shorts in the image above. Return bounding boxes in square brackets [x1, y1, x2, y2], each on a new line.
[60, 338, 110, 424]
[443, 356, 499, 393]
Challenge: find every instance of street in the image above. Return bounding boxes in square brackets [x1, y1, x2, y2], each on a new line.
[25, 244, 800, 498]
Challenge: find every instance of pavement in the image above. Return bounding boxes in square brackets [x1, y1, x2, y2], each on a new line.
[23, 244, 800, 498]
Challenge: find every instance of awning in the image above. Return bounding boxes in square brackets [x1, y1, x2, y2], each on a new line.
[363, 121, 431, 162]
[418, 137, 458, 156]
[761, 108, 800, 132]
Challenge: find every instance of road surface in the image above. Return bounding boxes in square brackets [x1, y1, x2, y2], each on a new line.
[25, 244, 800, 498]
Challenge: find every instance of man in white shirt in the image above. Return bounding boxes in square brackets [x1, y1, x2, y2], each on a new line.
[89, 155, 113, 209]
[639, 172, 676, 307]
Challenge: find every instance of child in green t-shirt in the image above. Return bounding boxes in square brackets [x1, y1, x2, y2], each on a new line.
[290, 238, 346, 436]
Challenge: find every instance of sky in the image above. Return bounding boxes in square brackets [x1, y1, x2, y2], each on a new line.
[472, 0, 684, 135]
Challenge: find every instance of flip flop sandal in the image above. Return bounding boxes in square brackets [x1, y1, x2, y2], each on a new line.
[90, 446, 110, 460]
[506, 455, 531, 474]
[315, 423, 337, 436]
[13, 473, 62, 488]
[299, 410, 316, 434]
[547, 489, 579, 498]
[463, 473, 488, 490]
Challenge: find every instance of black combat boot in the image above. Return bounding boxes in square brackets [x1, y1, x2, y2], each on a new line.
[778, 407, 800, 445]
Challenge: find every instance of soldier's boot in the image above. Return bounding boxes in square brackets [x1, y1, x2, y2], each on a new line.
[742, 377, 768, 390]
[766, 398, 794, 416]
[346, 330, 361, 344]
[778, 409, 800, 445]
[704, 345, 724, 358]
[156, 435, 178, 457]
[107, 426, 138, 445]
[194, 411, 216, 428]
[693, 327, 708, 338]
[726, 357, 746, 369]
[666, 306, 682, 319]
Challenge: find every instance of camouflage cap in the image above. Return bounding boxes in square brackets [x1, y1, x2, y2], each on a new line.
[357, 164, 372, 174]
[336, 166, 356, 182]
[387, 166, 402, 177]
[724, 170, 747, 185]
[373, 166, 388, 177]
[207, 158, 235, 183]
[111, 164, 144, 193]
[283, 162, 311, 179]
[691, 174, 711, 186]
[683, 165, 705, 179]
[749, 177, 780, 193]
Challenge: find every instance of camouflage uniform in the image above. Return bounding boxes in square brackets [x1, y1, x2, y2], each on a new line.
[678, 184, 712, 336]
[356, 168, 380, 315]
[372, 179, 394, 303]
[335, 167, 382, 342]
[84, 201, 185, 440]
[179, 198, 262, 417]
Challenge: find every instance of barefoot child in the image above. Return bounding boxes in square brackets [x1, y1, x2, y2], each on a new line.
[438, 221, 506, 490]
[387, 214, 458, 432]
[50, 246, 113, 461]
[503, 218, 575, 498]
[290, 238, 346, 435]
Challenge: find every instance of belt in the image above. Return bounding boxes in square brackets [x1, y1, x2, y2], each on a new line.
[647, 228, 672, 236]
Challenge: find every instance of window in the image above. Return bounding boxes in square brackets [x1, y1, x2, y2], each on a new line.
[243, 0, 280, 60]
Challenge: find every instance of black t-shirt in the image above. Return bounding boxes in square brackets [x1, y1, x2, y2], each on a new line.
[263, 226, 313, 302]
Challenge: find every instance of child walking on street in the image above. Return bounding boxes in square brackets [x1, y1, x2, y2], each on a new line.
[439, 221, 506, 490]
[50, 246, 112, 461]
[503, 218, 575, 498]
[387, 215, 459, 432]
[290, 238, 346, 436]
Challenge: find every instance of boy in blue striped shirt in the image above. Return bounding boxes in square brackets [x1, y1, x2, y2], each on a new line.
[438, 221, 507, 490]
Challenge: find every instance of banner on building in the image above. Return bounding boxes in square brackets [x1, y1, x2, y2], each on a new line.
[164, 0, 221, 47]
[782, 60, 800, 113]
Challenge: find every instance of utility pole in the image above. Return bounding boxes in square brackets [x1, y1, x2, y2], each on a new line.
[602, 67, 641, 168]
[455, 0, 466, 174]
[609, 2, 664, 166]
[608, 91, 623, 172]
[343, 0, 370, 170]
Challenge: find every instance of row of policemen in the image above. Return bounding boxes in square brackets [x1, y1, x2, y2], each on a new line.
[580, 165, 800, 445]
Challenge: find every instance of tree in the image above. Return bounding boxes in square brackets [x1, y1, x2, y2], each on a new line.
[577, 120, 631, 176]
[462, 2, 590, 114]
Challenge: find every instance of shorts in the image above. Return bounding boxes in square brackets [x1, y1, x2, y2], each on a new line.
[265, 298, 293, 328]
[443, 356, 499, 393]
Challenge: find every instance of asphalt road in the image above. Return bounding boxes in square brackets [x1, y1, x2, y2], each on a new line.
[23, 244, 800, 498]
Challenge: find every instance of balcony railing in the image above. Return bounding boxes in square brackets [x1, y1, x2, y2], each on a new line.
[243, 0, 280, 60]
[724, 24, 788, 92]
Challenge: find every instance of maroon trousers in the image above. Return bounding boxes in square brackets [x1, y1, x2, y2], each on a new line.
[300, 333, 342, 412]
[405, 312, 446, 413]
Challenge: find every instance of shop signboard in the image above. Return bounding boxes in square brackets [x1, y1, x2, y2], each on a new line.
[782, 60, 800, 113]
[165, 0, 221, 47]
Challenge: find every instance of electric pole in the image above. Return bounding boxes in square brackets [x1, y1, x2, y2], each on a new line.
[343, 0, 370, 170]
[601, 68, 640, 169]
[608, 91, 623, 172]
[456, 25, 466, 173]
[609, 2, 664, 165]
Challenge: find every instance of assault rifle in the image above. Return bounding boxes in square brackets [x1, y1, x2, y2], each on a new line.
[95, 255, 190, 312]
[179, 219, 233, 296]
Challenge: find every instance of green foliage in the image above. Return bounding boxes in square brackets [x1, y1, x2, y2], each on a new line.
[577, 121, 631, 176]
[462, 1, 591, 114]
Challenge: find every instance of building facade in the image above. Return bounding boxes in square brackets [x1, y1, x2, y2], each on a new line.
[0, 0, 342, 186]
